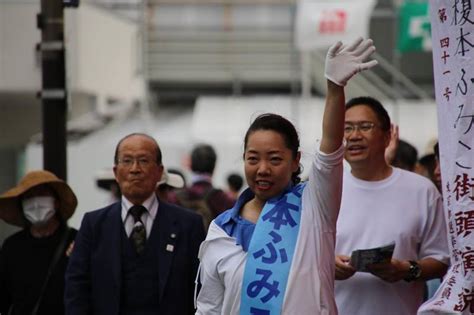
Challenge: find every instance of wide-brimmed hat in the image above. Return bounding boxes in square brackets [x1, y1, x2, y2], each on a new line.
[157, 169, 185, 189]
[0, 170, 77, 227]
[95, 168, 117, 191]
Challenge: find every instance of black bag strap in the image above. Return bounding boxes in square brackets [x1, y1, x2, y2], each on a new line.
[30, 227, 71, 315]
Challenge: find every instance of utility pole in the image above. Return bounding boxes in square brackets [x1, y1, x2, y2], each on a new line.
[38, 0, 67, 180]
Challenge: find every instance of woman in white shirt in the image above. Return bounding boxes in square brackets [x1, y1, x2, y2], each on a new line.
[196, 38, 378, 315]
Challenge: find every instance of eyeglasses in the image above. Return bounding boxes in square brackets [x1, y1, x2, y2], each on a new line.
[344, 122, 377, 134]
[117, 156, 155, 168]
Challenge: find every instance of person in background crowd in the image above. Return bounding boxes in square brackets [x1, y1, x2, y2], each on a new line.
[196, 38, 378, 315]
[96, 168, 122, 203]
[168, 168, 187, 187]
[156, 168, 185, 203]
[65, 133, 205, 315]
[384, 131, 439, 191]
[384, 127, 418, 172]
[175, 144, 234, 229]
[0, 170, 77, 315]
[225, 173, 244, 202]
[334, 96, 449, 315]
[392, 139, 418, 172]
[416, 153, 438, 189]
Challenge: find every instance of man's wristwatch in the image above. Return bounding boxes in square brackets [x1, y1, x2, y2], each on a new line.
[404, 260, 422, 282]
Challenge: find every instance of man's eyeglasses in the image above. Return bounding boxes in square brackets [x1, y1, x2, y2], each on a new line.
[344, 122, 377, 134]
[117, 157, 155, 168]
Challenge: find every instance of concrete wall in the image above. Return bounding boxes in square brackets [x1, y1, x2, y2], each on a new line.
[0, 2, 41, 91]
[0, 95, 42, 149]
[65, 3, 145, 108]
[0, 2, 144, 104]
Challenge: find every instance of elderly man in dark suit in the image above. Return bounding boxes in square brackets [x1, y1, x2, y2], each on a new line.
[65, 133, 205, 315]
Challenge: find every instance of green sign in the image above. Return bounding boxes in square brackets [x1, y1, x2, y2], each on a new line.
[398, 1, 431, 52]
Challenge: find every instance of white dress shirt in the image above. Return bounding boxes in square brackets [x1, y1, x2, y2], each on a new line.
[121, 194, 158, 238]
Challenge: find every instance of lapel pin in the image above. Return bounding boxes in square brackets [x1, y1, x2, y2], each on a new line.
[166, 244, 174, 252]
[170, 233, 176, 239]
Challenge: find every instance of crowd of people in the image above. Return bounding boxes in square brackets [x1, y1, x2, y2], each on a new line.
[0, 38, 451, 315]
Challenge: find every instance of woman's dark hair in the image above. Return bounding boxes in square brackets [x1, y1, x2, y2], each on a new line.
[345, 96, 391, 132]
[244, 113, 301, 184]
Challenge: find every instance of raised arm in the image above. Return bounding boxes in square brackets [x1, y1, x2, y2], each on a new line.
[320, 38, 378, 154]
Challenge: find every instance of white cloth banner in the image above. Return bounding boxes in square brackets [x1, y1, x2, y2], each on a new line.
[294, 0, 376, 51]
[418, 1, 474, 314]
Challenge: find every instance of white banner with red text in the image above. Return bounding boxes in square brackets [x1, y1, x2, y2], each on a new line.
[418, 1, 474, 314]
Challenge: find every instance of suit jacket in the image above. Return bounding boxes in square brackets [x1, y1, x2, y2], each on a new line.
[64, 200, 205, 315]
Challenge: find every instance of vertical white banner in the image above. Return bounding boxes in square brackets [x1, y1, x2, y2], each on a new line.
[294, 0, 376, 51]
[418, 1, 474, 314]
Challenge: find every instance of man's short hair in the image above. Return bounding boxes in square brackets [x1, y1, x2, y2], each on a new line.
[114, 133, 162, 165]
[227, 173, 244, 192]
[191, 144, 217, 174]
[393, 139, 418, 171]
[345, 96, 391, 132]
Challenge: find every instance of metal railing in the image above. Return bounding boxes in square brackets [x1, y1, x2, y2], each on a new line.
[147, 29, 299, 84]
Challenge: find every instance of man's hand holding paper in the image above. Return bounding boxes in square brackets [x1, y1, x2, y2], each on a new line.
[335, 255, 356, 280]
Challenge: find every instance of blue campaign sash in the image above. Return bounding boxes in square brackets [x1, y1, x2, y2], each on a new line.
[240, 183, 306, 315]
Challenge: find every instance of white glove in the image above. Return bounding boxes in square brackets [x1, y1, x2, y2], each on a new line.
[324, 37, 378, 87]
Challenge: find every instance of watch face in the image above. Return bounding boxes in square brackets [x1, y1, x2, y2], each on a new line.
[414, 264, 422, 278]
[410, 261, 421, 279]
[404, 260, 422, 282]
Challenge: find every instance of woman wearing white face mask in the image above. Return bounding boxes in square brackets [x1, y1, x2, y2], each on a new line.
[0, 170, 78, 315]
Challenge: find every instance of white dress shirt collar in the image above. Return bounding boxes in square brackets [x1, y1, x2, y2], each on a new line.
[121, 193, 159, 238]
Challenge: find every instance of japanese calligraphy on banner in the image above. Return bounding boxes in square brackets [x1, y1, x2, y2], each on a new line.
[418, 1, 474, 314]
[240, 183, 305, 314]
[294, 0, 376, 51]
